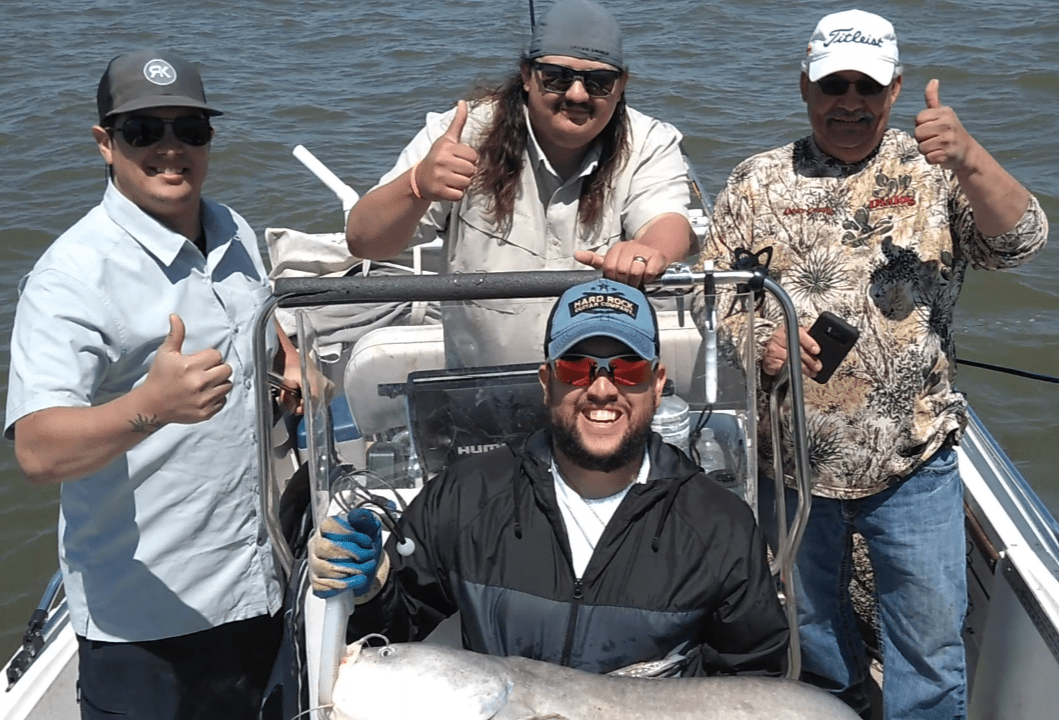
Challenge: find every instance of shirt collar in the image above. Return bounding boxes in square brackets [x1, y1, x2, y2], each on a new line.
[800, 130, 892, 177]
[102, 182, 235, 267]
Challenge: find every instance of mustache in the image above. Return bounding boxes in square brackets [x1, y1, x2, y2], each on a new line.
[559, 100, 594, 115]
[827, 109, 873, 122]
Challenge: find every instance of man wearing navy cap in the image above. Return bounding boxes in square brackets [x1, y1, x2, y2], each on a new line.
[309, 279, 789, 678]
[5, 50, 302, 719]
[346, 0, 697, 367]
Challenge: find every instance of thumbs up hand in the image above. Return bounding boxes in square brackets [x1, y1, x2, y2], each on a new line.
[141, 314, 234, 425]
[914, 79, 974, 170]
[412, 100, 478, 203]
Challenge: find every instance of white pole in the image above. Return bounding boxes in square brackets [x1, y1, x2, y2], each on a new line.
[292, 145, 360, 214]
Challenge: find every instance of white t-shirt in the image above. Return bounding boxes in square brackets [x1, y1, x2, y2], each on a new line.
[551, 453, 651, 577]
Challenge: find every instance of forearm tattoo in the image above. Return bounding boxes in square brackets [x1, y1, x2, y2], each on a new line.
[129, 415, 165, 435]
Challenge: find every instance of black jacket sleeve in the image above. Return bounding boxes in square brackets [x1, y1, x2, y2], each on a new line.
[692, 500, 789, 677]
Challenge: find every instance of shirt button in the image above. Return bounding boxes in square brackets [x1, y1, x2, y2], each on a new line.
[244, 379, 253, 390]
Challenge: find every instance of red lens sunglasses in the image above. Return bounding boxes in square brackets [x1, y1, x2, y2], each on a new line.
[551, 353, 656, 387]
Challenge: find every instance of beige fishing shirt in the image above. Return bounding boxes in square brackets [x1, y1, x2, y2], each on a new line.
[695, 129, 1047, 499]
[374, 100, 691, 367]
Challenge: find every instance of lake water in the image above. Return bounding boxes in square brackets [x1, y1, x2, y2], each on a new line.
[1, 0, 1056, 658]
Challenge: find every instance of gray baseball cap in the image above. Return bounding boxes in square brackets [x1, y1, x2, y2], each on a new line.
[97, 50, 222, 124]
[524, 0, 626, 71]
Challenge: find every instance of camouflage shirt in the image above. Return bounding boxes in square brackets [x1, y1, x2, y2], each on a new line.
[695, 129, 1047, 499]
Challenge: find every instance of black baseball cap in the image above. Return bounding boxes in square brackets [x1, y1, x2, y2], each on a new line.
[97, 50, 222, 124]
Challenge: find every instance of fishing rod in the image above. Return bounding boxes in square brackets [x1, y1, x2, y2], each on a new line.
[956, 357, 1059, 385]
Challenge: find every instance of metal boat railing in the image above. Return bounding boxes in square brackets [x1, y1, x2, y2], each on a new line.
[962, 407, 1059, 577]
[5, 570, 64, 691]
[252, 265, 815, 677]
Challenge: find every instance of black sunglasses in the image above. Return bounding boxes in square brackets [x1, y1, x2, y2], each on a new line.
[112, 115, 213, 147]
[532, 61, 622, 98]
[815, 75, 887, 97]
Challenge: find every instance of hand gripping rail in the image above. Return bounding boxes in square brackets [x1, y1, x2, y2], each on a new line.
[252, 266, 814, 680]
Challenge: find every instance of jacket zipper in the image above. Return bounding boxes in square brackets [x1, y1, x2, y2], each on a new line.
[560, 577, 583, 666]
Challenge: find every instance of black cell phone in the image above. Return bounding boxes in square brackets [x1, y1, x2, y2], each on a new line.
[806, 312, 859, 384]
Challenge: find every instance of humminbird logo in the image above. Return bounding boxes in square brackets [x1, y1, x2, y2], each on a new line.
[569, 293, 638, 318]
[456, 443, 503, 455]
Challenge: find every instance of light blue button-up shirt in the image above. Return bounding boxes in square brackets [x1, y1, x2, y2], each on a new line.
[5, 182, 284, 642]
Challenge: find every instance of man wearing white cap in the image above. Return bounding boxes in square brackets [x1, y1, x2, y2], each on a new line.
[346, 0, 696, 367]
[695, 9, 1047, 720]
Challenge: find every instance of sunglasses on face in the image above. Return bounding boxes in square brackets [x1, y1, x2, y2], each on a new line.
[551, 353, 656, 387]
[112, 115, 213, 147]
[815, 75, 887, 97]
[533, 62, 622, 98]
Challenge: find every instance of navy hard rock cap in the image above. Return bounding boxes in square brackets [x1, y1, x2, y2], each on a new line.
[545, 279, 659, 361]
[97, 49, 222, 124]
[524, 0, 626, 72]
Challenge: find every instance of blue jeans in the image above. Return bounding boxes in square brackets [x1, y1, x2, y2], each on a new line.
[760, 447, 967, 720]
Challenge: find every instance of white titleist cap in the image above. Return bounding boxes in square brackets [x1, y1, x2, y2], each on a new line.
[802, 9, 900, 86]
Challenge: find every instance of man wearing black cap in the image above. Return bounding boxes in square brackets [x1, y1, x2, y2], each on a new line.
[309, 279, 789, 678]
[5, 50, 301, 719]
[346, 0, 697, 367]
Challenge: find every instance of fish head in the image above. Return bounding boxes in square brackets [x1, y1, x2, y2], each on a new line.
[332, 640, 514, 720]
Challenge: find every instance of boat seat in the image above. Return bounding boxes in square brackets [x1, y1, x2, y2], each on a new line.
[343, 324, 447, 437]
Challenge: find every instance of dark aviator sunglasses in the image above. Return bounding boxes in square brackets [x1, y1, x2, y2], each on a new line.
[533, 62, 622, 98]
[112, 116, 213, 148]
[815, 75, 887, 97]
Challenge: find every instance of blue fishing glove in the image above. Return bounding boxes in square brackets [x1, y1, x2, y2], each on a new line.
[308, 508, 389, 602]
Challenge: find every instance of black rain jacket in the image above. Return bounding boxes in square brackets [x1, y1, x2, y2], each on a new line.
[348, 430, 789, 676]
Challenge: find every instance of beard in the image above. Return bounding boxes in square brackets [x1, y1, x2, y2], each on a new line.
[549, 408, 653, 473]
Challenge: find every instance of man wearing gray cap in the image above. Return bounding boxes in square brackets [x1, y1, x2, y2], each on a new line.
[695, 9, 1047, 720]
[346, 0, 696, 367]
[5, 50, 302, 719]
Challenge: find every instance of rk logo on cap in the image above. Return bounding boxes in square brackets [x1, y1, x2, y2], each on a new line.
[143, 59, 178, 86]
[97, 50, 222, 123]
